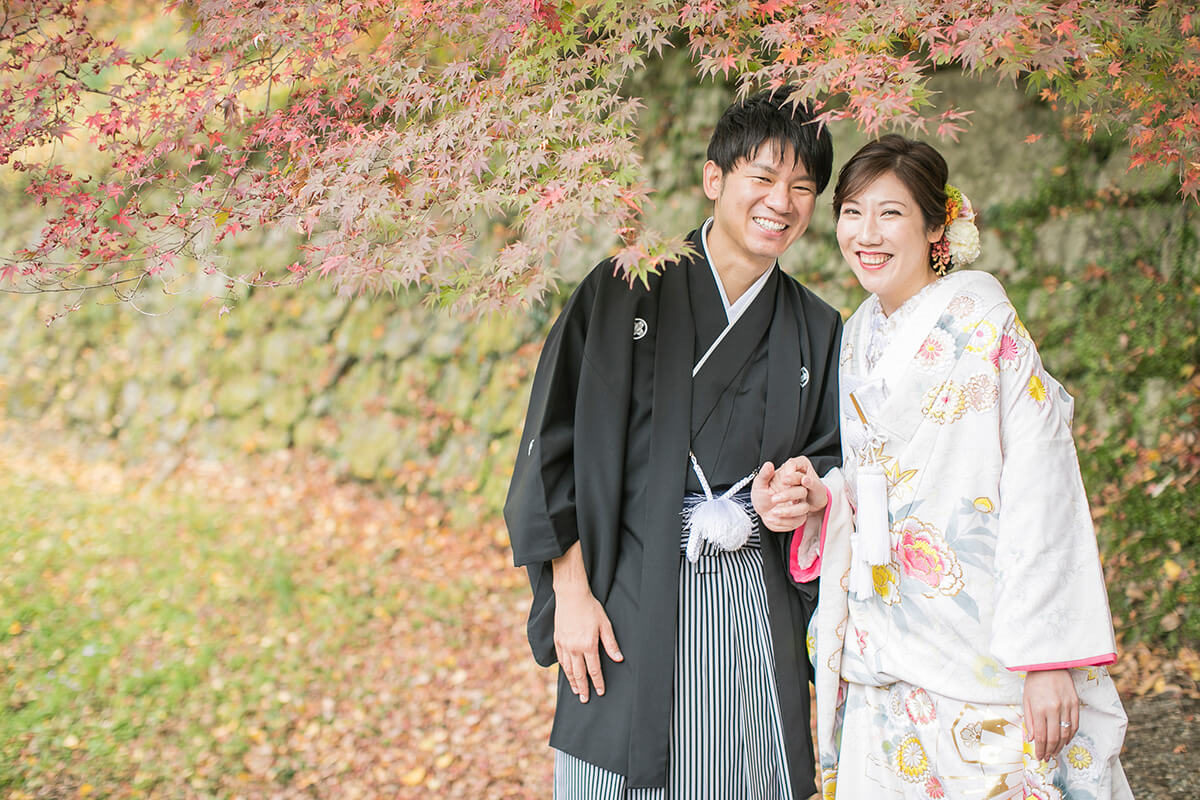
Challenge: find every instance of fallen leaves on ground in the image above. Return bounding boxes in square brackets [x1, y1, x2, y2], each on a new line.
[0, 420, 554, 799]
[0, 418, 1194, 800]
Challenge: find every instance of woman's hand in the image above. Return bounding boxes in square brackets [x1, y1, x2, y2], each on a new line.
[752, 456, 826, 532]
[1023, 669, 1079, 761]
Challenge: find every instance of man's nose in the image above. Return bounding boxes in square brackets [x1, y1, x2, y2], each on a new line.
[763, 181, 790, 212]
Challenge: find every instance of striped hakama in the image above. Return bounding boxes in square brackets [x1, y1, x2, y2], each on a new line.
[554, 500, 796, 800]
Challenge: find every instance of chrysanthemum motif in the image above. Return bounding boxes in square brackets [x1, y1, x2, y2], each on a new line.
[905, 688, 937, 725]
[924, 776, 945, 798]
[895, 735, 930, 782]
[964, 320, 998, 353]
[965, 374, 998, 411]
[921, 380, 967, 424]
[872, 562, 902, 605]
[972, 656, 1004, 688]
[915, 328, 955, 372]
[1067, 744, 1093, 770]
[947, 293, 977, 319]
[1028, 374, 1048, 403]
[989, 333, 1023, 370]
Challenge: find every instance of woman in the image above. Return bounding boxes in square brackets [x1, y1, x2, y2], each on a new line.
[753, 135, 1132, 799]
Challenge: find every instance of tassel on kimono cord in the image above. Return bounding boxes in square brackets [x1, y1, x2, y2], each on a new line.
[681, 452, 757, 564]
[849, 460, 893, 600]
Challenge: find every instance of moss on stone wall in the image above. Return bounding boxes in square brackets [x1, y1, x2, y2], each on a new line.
[1, 69, 1196, 650]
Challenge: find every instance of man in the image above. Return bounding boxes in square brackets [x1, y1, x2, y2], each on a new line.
[504, 88, 842, 799]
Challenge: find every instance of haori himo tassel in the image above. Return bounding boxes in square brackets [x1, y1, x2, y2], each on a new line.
[847, 391, 893, 598]
[681, 451, 757, 564]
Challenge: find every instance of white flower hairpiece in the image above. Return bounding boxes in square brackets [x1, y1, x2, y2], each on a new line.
[931, 185, 980, 276]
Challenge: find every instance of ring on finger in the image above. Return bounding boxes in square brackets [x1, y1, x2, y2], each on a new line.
[1058, 721, 1071, 729]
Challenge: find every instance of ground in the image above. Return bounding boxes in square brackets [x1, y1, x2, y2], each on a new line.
[0, 421, 1195, 798]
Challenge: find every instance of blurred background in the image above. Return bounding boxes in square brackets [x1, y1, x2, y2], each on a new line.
[1, 5, 1197, 800]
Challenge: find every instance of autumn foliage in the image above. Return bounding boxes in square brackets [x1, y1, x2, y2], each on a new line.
[2, 1, 1199, 310]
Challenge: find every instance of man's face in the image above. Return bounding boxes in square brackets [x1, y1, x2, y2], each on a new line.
[703, 143, 818, 273]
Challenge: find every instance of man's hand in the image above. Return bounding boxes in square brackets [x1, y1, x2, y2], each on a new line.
[1023, 669, 1079, 761]
[751, 456, 827, 532]
[551, 542, 623, 703]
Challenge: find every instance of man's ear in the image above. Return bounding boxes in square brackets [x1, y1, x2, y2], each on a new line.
[702, 160, 724, 201]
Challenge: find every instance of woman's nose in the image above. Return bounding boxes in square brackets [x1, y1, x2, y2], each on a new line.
[859, 214, 882, 244]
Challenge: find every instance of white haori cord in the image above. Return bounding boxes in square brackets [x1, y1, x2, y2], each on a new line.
[681, 452, 758, 564]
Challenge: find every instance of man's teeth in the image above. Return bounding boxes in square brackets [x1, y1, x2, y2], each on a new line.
[754, 218, 786, 232]
[859, 253, 890, 266]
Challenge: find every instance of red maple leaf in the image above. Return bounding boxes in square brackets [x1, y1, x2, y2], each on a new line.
[110, 208, 135, 230]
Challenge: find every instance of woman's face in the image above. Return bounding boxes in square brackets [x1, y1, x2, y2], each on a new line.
[836, 171, 945, 316]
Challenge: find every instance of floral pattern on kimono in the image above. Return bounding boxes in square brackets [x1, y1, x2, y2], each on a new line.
[805, 270, 1132, 800]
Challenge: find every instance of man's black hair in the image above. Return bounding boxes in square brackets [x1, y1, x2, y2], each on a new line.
[706, 87, 833, 194]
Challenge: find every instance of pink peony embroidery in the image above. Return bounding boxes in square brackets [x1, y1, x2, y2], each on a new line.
[894, 518, 965, 596]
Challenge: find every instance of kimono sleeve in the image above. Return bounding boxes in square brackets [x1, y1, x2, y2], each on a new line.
[503, 281, 592, 567]
[989, 303, 1118, 671]
[805, 312, 844, 478]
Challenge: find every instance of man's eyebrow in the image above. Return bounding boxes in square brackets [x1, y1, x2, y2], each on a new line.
[747, 160, 815, 182]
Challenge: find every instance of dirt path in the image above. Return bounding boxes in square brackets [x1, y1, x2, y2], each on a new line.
[1121, 693, 1199, 799]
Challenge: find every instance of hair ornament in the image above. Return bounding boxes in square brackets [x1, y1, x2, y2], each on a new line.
[932, 184, 980, 276]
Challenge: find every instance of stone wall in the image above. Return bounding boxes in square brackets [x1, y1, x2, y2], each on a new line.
[2, 71, 1197, 643]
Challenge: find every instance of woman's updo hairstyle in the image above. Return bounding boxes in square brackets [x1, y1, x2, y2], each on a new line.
[832, 134, 949, 235]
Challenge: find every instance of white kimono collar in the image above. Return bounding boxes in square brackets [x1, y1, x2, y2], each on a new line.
[693, 217, 775, 378]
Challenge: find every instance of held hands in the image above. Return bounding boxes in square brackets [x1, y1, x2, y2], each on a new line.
[551, 543, 623, 704]
[1023, 669, 1080, 761]
[751, 456, 827, 532]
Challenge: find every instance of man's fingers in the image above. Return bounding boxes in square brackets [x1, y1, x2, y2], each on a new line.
[559, 651, 580, 698]
[599, 617, 623, 664]
[771, 485, 808, 505]
[572, 653, 590, 703]
[584, 649, 605, 698]
[758, 462, 777, 489]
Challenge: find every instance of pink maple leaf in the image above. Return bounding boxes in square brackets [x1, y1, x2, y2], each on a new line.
[110, 208, 135, 230]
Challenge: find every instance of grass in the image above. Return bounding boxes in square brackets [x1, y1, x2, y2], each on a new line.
[0, 426, 553, 799]
[0, 454, 353, 795]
